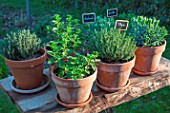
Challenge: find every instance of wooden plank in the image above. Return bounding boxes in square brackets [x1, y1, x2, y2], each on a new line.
[0, 57, 170, 113]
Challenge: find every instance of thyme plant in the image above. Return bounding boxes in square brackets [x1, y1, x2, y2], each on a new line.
[127, 16, 168, 47]
[2, 30, 42, 60]
[47, 14, 98, 80]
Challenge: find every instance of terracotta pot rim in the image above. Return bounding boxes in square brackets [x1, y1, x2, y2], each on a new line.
[51, 65, 97, 82]
[137, 40, 166, 49]
[56, 92, 93, 108]
[5, 47, 47, 63]
[99, 56, 136, 66]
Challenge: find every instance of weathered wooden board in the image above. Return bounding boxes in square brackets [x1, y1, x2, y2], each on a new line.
[0, 57, 170, 113]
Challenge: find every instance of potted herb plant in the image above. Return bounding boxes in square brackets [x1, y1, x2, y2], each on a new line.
[47, 14, 98, 108]
[2, 30, 47, 90]
[127, 16, 168, 75]
[88, 16, 136, 92]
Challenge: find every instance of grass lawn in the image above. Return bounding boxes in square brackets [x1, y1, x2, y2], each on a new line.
[114, 86, 170, 113]
[0, 90, 20, 113]
[0, 0, 170, 113]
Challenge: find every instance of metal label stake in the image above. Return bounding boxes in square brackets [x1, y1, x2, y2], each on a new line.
[26, 0, 31, 31]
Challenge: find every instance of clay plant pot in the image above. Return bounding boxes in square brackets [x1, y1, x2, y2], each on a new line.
[51, 65, 97, 108]
[96, 56, 136, 92]
[133, 40, 166, 76]
[5, 48, 47, 90]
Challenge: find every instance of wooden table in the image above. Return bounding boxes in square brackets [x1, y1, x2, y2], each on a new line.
[0, 57, 170, 113]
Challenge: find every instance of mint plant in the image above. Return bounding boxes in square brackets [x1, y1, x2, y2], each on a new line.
[127, 16, 168, 47]
[47, 14, 98, 80]
[2, 30, 42, 60]
[88, 16, 136, 63]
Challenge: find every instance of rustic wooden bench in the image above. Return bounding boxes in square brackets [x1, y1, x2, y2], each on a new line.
[0, 57, 170, 113]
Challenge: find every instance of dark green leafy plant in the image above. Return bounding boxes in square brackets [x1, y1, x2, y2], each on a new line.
[47, 14, 98, 80]
[34, 17, 51, 39]
[87, 16, 136, 63]
[0, 54, 8, 79]
[127, 16, 168, 47]
[87, 16, 115, 33]
[115, 13, 136, 22]
[2, 30, 42, 60]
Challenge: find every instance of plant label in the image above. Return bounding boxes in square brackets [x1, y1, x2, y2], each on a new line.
[107, 8, 118, 17]
[82, 13, 96, 24]
[115, 20, 129, 31]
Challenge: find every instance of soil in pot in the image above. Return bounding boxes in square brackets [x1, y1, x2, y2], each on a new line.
[133, 41, 166, 76]
[5, 48, 47, 90]
[50, 65, 97, 107]
[97, 56, 135, 92]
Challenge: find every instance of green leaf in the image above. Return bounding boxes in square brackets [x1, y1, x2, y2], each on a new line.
[58, 69, 65, 77]
[48, 58, 55, 64]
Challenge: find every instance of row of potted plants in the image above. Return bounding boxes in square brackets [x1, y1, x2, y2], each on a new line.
[1, 14, 168, 108]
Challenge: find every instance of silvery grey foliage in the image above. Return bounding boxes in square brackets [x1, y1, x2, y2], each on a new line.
[3, 30, 41, 60]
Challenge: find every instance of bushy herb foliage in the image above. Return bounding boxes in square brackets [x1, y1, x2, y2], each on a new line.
[2, 30, 42, 60]
[87, 16, 115, 33]
[115, 13, 136, 22]
[47, 14, 98, 80]
[127, 16, 168, 47]
[88, 16, 136, 63]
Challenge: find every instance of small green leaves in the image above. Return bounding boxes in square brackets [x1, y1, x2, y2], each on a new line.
[47, 14, 98, 80]
[58, 69, 65, 77]
[2, 30, 42, 60]
[88, 19, 136, 63]
[48, 57, 55, 64]
[127, 16, 168, 47]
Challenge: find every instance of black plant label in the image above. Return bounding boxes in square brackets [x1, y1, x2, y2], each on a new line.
[115, 20, 129, 31]
[107, 8, 118, 17]
[82, 13, 96, 24]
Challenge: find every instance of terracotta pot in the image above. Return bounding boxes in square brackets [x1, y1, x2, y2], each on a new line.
[133, 40, 166, 76]
[5, 48, 47, 90]
[51, 65, 97, 104]
[97, 56, 135, 92]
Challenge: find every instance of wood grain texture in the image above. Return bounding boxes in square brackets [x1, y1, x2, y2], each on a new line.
[0, 57, 170, 113]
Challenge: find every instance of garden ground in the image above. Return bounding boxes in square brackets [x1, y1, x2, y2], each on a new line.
[0, 0, 170, 113]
